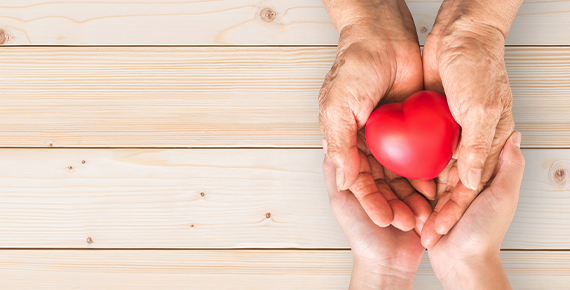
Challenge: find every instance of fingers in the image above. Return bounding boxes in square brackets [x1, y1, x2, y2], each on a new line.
[420, 212, 441, 248]
[408, 178, 436, 200]
[456, 108, 499, 192]
[319, 97, 361, 192]
[486, 131, 525, 207]
[348, 151, 394, 227]
[421, 188, 453, 248]
[422, 132, 524, 249]
[434, 183, 476, 235]
[383, 168, 433, 234]
[366, 154, 415, 231]
[434, 114, 514, 235]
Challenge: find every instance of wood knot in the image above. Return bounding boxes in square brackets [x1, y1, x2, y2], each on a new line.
[82, 160, 86, 164]
[87, 237, 94, 244]
[260, 8, 276, 23]
[67, 166, 73, 170]
[548, 160, 569, 188]
[265, 212, 271, 219]
[420, 27, 428, 34]
[200, 192, 205, 197]
[0, 29, 7, 45]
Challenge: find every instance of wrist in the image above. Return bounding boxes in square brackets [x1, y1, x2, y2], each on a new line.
[324, 0, 402, 33]
[350, 255, 416, 290]
[434, 252, 511, 290]
[430, 0, 523, 39]
[323, 0, 418, 44]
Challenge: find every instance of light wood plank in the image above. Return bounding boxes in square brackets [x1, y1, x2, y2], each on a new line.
[0, 47, 569, 148]
[0, 250, 568, 289]
[0, 149, 568, 249]
[0, 0, 568, 45]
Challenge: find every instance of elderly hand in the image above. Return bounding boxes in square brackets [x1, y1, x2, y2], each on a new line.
[323, 149, 425, 290]
[319, 0, 435, 231]
[421, 0, 523, 246]
[427, 132, 524, 289]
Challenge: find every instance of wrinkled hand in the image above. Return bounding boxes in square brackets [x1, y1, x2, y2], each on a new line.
[427, 132, 524, 289]
[323, 150, 425, 290]
[421, 15, 515, 246]
[319, 1, 434, 231]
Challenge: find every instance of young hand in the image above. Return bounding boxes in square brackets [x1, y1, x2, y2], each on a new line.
[426, 132, 524, 290]
[323, 149, 426, 290]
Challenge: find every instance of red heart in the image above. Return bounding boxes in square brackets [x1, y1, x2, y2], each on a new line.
[365, 90, 460, 180]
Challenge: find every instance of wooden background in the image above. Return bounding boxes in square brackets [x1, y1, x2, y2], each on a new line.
[0, 0, 569, 289]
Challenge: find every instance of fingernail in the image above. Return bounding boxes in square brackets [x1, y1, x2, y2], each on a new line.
[468, 167, 481, 191]
[511, 131, 521, 148]
[417, 219, 425, 234]
[435, 223, 449, 235]
[336, 167, 345, 191]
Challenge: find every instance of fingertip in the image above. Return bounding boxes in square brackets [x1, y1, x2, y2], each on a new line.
[434, 215, 451, 235]
[403, 193, 432, 223]
[389, 200, 415, 232]
[338, 145, 361, 191]
[409, 179, 436, 200]
[420, 214, 441, 249]
[467, 167, 482, 191]
[435, 221, 449, 235]
[504, 131, 524, 163]
[434, 201, 462, 235]
[372, 214, 393, 228]
[336, 167, 345, 191]
[361, 194, 394, 227]
[415, 217, 426, 236]
[511, 131, 521, 148]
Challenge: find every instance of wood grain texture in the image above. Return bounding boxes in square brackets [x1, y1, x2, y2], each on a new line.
[0, 46, 569, 148]
[0, 250, 568, 289]
[0, 149, 568, 249]
[0, 0, 568, 45]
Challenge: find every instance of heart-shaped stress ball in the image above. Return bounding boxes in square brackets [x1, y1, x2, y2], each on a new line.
[365, 90, 460, 180]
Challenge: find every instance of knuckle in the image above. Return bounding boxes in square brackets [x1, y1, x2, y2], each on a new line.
[465, 141, 491, 158]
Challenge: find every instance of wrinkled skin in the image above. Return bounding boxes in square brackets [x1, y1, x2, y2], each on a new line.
[428, 133, 524, 289]
[421, 17, 515, 248]
[318, 2, 434, 232]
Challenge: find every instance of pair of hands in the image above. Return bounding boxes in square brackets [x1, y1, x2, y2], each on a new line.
[319, 0, 520, 248]
[324, 132, 524, 289]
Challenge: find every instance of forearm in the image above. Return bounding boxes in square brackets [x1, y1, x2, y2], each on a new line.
[436, 253, 511, 290]
[433, 0, 523, 37]
[321, 0, 413, 34]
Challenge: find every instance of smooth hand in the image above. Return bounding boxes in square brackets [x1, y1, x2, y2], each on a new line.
[427, 132, 524, 290]
[323, 151, 425, 290]
[320, 0, 434, 232]
[421, 0, 523, 247]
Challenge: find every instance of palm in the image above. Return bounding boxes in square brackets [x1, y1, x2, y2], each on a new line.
[323, 154, 425, 270]
[429, 157, 519, 275]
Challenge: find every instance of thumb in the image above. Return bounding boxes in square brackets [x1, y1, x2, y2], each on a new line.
[320, 104, 360, 191]
[488, 131, 525, 200]
[456, 108, 500, 191]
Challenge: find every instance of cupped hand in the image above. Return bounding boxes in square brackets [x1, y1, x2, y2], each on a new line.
[319, 1, 435, 231]
[323, 150, 426, 289]
[421, 16, 515, 246]
[427, 132, 524, 289]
